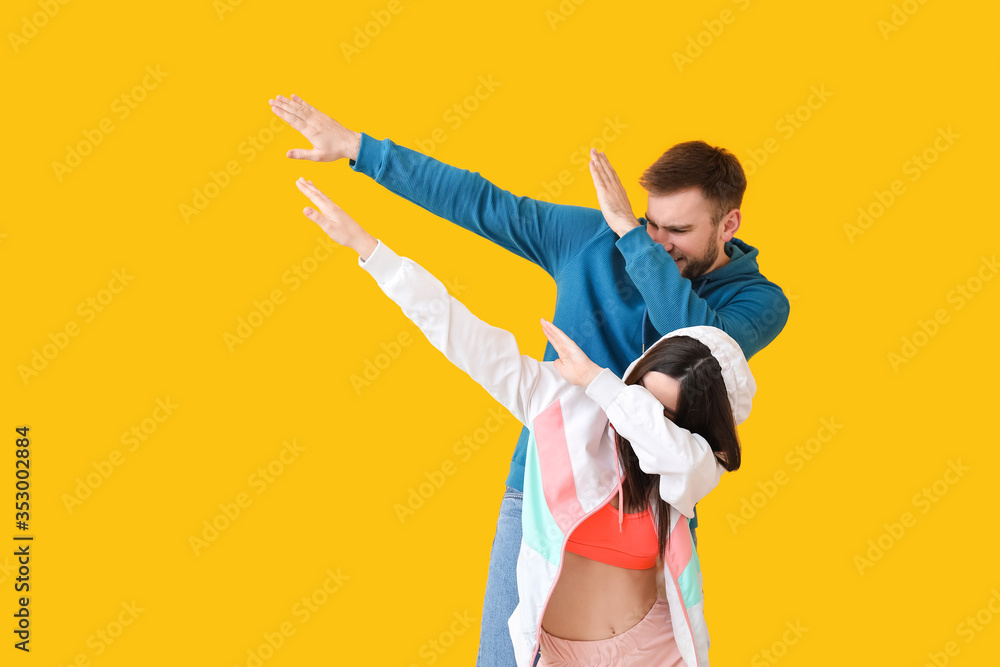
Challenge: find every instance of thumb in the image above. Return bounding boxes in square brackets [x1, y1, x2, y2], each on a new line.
[302, 207, 326, 224]
[287, 148, 322, 161]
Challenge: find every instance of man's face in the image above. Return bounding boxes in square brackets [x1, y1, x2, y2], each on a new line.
[644, 187, 737, 280]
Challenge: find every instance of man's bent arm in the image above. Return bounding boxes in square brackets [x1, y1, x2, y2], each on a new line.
[615, 227, 790, 359]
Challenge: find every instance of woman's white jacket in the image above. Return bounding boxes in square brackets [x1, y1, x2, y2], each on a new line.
[359, 240, 756, 667]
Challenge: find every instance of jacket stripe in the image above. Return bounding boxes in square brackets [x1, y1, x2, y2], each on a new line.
[533, 401, 586, 534]
[678, 548, 703, 607]
[522, 430, 567, 566]
[666, 515, 694, 580]
[664, 518, 703, 607]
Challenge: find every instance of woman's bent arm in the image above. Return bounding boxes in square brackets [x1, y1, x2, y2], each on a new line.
[585, 368, 723, 518]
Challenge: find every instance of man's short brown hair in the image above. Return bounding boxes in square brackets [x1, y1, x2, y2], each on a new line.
[639, 140, 747, 224]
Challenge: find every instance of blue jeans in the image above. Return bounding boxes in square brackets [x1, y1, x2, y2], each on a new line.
[477, 485, 524, 667]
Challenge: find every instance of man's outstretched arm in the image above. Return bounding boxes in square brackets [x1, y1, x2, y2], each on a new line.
[269, 94, 603, 280]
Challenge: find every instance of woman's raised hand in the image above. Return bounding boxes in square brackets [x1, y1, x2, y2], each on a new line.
[540, 318, 603, 387]
[588, 149, 640, 238]
[295, 178, 377, 260]
[270, 94, 362, 162]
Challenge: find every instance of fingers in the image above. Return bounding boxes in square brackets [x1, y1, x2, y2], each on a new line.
[295, 177, 324, 202]
[269, 98, 308, 131]
[540, 318, 570, 357]
[295, 176, 322, 196]
[541, 317, 568, 341]
[591, 148, 623, 187]
[543, 318, 587, 363]
[295, 176, 315, 193]
[590, 148, 620, 188]
[274, 94, 325, 126]
[543, 321, 584, 385]
[297, 178, 345, 218]
[289, 93, 315, 112]
[588, 158, 605, 190]
[540, 318, 560, 347]
[279, 93, 313, 115]
[588, 149, 613, 193]
[604, 158, 624, 189]
[268, 96, 302, 120]
[295, 177, 331, 209]
[275, 94, 308, 115]
[589, 149, 634, 225]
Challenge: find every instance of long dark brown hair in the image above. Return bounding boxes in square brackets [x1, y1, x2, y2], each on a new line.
[615, 335, 742, 556]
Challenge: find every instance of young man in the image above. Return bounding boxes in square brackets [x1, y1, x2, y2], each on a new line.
[269, 94, 790, 667]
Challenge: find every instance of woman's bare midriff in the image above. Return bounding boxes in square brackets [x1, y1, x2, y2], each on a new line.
[540, 494, 660, 641]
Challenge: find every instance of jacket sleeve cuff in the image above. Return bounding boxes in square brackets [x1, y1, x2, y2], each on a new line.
[585, 367, 627, 411]
[357, 239, 402, 284]
[614, 223, 655, 262]
[349, 132, 383, 180]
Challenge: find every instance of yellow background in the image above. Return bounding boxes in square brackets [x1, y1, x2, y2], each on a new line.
[3, 0, 999, 664]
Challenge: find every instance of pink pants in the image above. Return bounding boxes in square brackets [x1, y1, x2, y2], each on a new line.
[537, 599, 685, 666]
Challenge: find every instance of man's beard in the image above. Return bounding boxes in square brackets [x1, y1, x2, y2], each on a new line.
[674, 233, 720, 280]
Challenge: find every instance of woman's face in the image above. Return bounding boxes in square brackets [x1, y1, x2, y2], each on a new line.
[640, 371, 681, 418]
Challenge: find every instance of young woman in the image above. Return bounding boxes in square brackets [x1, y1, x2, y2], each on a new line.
[291, 177, 755, 667]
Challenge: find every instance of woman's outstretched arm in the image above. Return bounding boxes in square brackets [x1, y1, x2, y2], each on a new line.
[294, 178, 574, 426]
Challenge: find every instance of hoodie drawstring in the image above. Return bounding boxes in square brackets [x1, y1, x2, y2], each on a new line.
[612, 426, 623, 532]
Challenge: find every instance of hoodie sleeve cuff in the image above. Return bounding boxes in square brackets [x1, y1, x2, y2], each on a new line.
[585, 367, 627, 411]
[357, 239, 402, 285]
[614, 223, 656, 262]
[349, 132, 383, 180]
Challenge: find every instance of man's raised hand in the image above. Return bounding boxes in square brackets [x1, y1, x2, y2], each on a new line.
[588, 148, 640, 238]
[269, 94, 362, 162]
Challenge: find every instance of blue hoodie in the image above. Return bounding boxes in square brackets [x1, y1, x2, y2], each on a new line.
[349, 134, 789, 493]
